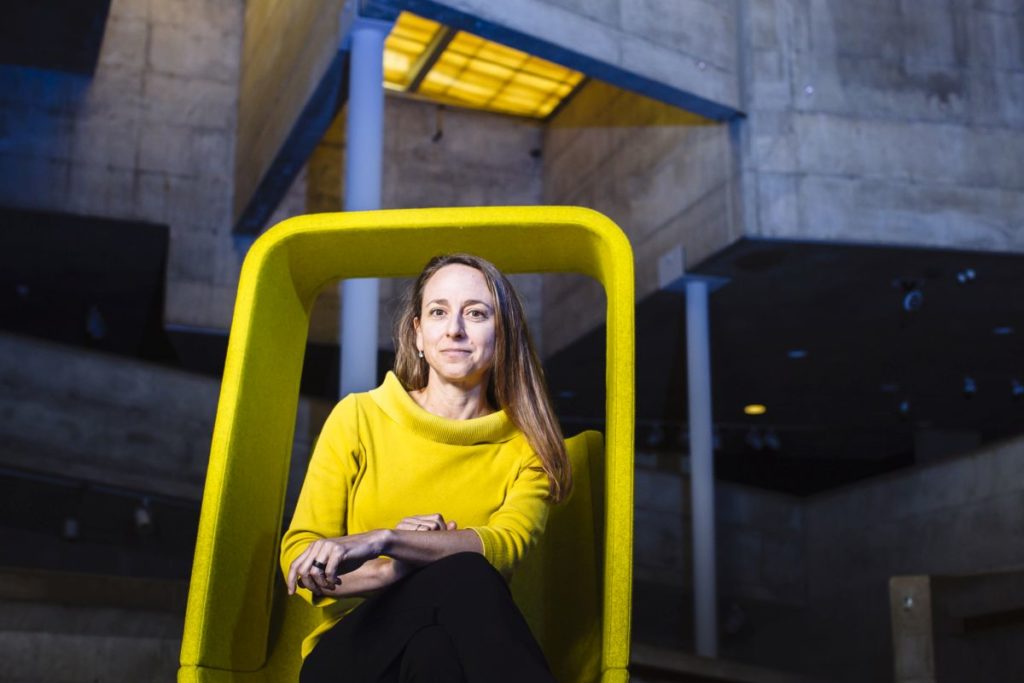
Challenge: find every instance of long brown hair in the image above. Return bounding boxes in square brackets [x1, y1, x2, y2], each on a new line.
[393, 253, 571, 503]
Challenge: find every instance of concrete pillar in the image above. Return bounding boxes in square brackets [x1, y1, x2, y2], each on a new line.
[339, 17, 391, 396]
[687, 278, 718, 657]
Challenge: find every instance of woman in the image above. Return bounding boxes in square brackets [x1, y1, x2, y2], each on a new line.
[281, 253, 571, 682]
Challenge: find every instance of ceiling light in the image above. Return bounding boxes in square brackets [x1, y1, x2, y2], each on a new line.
[744, 404, 767, 416]
[899, 399, 911, 419]
[787, 349, 808, 359]
[384, 12, 584, 119]
[994, 326, 1014, 335]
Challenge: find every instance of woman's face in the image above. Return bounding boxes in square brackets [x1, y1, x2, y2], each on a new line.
[414, 264, 497, 389]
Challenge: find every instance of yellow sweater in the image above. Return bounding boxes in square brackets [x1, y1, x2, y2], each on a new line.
[280, 371, 551, 657]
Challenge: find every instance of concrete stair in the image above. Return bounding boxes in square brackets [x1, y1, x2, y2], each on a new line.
[630, 643, 832, 683]
[0, 568, 186, 683]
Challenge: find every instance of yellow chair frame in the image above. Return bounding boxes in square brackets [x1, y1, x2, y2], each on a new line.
[179, 206, 635, 682]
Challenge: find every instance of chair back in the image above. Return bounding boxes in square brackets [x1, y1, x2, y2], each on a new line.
[178, 207, 635, 682]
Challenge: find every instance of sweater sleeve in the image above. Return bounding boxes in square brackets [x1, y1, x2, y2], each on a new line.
[280, 395, 361, 606]
[468, 452, 551, 578]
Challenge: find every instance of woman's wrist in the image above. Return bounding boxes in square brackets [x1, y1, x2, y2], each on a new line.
[375, 528, 396, 556]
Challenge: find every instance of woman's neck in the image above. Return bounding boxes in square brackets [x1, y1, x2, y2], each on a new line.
[411, 376, 493, 420]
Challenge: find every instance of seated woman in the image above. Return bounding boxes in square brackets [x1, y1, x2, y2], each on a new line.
[281, 253, 571, 682]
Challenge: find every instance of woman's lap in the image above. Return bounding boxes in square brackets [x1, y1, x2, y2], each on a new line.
[300, 553, 555, 683]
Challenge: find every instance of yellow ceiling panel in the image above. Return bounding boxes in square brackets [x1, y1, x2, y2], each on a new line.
[382, 11, 584, 118]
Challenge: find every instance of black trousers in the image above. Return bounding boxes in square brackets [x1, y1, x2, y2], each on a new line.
[300, 552, 557, 683]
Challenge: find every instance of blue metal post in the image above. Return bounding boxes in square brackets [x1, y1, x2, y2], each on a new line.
[687, 278, 718, 657]
[340, 17, 391, 396]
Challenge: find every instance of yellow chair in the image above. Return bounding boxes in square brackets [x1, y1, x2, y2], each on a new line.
[178, 206, 635, 682]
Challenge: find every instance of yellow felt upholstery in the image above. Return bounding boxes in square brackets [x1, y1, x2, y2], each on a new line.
[178, 207, 635, 682]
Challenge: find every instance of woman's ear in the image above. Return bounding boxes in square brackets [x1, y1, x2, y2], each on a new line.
[413, 317, 422, 353]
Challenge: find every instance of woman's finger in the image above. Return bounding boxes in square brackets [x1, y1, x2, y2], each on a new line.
[404, 513, 446, 530]
[312, 546, 335, 591]
[288, 544, 313, 594]
[323, 545, 345, 585]
[396, 518, 424, 530]
[297, 540, 324, 592]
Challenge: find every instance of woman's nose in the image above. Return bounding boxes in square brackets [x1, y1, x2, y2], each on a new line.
[445, 315, 465, 337]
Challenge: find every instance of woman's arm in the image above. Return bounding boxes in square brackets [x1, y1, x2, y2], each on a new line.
[298, 557, 409, 599]
[287, 526, 483, 595]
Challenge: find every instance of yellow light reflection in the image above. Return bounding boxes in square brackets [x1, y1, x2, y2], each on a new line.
[744, 404, 768, 416]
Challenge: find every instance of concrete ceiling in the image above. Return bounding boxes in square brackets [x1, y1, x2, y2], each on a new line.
[544, 238, 1024, 495]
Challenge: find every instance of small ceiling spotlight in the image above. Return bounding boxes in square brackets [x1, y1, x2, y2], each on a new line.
[903, 288, 923, 312]
[899, 399, 911, 419]
[955, 268, 977, 284]
[994, 326, 1014, 336]
[963, 376, 977, 398]
[894, 278, 924, 312]
[1012, 379, 1023, 401]
[744, 404, 767, 416]
[787, 349, 808, 359]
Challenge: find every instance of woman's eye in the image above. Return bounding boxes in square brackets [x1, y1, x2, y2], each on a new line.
[466, 309, 488, 320]
[428, 308, 445, 317]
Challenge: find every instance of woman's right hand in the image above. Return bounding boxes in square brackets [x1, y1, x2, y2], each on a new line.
[287, 529, 388, 596]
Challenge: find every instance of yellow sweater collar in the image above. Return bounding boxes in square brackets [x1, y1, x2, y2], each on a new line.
[370, 372, 520, 445]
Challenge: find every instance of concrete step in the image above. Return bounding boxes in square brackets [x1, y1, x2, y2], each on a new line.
[0, 567, 186, 683]
[630, 643, 834, 683]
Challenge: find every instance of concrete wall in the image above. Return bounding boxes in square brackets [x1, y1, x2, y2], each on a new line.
[0, 331, 329, 507]
[233, 0, 343, 224]
[428, 0, 742, 112]
[799, 434, 1024, 682]
[541, 79, 741, 355]
[634, 433, 1024, 681]
[634, 452, 806, 608]
[739, 0, 1024, 253]
[0, 0, 245, 333]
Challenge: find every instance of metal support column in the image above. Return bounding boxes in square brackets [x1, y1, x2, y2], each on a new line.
[687, 278, 718, 658]
[340, 16, 391, 396]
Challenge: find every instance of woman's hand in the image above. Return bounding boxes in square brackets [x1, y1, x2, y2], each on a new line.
[287, 529, 388, 596]
[395, 513, 458, 532]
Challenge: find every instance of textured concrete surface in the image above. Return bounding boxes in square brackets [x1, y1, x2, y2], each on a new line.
[738, 0, 1024, 254]
[0, 332, 328, 506]
[633, 433, 1024, 682]
[234, 0, 343, 224]
[430, 0, 741, 111]
[0, 0, 245, 333]
[541, 79, 740, 354]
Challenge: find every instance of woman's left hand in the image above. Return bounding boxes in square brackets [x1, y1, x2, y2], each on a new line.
[395, 513, 458, 532]
[287, 529, 388, 596]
